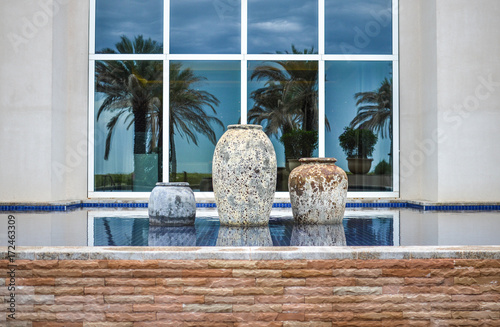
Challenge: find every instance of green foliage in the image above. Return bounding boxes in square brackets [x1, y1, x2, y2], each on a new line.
[374, 160, 392, 175]
[338, 127, 378, 158]
[94, 173, 133, 191]
[280, 129, 318, 159]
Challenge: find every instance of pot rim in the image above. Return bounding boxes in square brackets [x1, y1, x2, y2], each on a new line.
[155, 182, 190, 187]
[299, 157, 338, 164]
[228, 124, 262, 131]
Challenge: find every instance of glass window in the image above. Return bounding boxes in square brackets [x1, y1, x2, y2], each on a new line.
[169, 61, 241, 191]
[325, 61, 393, 191]
[94, 60, 163, 192]
[325, 0, 392, 54]
[170, 0, 241, 54]
[248, 0, 318, 54]
[248, 59, 319, 191]
[91, 0, 397, 195]
[95, 0, 163, 53]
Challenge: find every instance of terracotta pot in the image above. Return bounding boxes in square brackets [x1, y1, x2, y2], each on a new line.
[289, 158, 348, 224]
[347, 157, 373, 174]
[148, 182, 196, 226]
[212, 124, 277, 226]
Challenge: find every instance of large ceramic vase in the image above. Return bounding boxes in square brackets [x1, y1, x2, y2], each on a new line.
[212, 124, 277, 226]
[289, 158, 348, 224]
[148, 182, 196, 226]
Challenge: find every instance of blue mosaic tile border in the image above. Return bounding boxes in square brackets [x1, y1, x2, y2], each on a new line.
[81, 203, 148, 208]
[0, 202, 499, 212]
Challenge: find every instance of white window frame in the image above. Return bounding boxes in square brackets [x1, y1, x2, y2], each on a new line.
[88, 0, 399, 199]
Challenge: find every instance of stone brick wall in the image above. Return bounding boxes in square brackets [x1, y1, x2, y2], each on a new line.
[1, 258, 500, 326]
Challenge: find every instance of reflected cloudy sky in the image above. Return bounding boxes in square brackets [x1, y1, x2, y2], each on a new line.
[170, 0, 241, 54]
[95, 0, 163, 52]
[325, 0, 392, 54]
[248, 0, 318, 54]
[95, 0, 392, 55]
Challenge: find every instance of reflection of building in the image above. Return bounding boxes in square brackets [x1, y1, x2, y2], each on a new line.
[1, 1, 500, 203]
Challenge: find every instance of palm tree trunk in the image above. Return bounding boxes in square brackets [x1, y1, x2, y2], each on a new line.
[134, 111, 147, 154]
[169, 120, 177, 182]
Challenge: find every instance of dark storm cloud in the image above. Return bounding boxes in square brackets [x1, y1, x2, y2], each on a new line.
[325, 0, 392, 54]
[248, 0, 318, 54]
[95, 0, 164, 52]
[170, 0, 241, 54]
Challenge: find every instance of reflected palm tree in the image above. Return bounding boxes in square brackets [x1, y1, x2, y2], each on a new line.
[95, 35, 223, 184]
[169, 63, 223, 180]
[95, 35, 163, 159]
[350, 77, 392, 161]
[249, 45, 325, 137]
[350, 78, 393, 141]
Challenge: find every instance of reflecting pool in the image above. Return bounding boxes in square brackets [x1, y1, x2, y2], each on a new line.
[2, 208, 500, 247]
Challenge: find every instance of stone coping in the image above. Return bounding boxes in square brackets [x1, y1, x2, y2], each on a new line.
[2, 246, 500, 260]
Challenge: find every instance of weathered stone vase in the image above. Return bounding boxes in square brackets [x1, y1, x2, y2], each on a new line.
[212, 124, 277, 226]
[289, 158, 348, 224]
[148, 182, 196, 226]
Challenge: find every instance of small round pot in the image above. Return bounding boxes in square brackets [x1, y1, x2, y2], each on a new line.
[347, 157, 373, 174]
[148, 182, 196, 226]
[289, 158, 348, 224]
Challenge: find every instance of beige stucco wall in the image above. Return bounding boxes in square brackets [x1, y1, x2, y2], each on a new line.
[0, 0, 499, 202]
[399, 0, 500, 202]
[0, 0, 89, 202]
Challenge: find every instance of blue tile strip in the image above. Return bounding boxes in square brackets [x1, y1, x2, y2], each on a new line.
[0, 202, 499, 212]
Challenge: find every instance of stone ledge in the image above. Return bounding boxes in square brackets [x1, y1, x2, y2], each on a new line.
[2, 246, 500, 261]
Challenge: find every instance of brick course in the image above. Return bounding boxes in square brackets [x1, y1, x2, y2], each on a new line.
[2, 259, 500, 325]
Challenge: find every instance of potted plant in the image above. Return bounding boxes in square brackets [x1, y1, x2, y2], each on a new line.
[280, 129, 318, 171]
[338, 127, 378, 174]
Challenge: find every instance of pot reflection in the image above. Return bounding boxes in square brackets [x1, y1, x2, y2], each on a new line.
[290, 223, 346, 246]
[216, 225, 273, 246]
[148, 225, 197, 246]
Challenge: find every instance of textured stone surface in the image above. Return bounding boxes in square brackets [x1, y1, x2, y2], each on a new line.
[148, 182, 196, 226]
[288, 158, 348, 224]
[3, 257, 500, 324]
[212, 124, 277, 226]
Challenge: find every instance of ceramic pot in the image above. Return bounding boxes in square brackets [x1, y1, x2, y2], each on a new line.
[212, 124, 277, 226]
[347, 157, 373, 174]
[148, 182, 196, 226]
[289, 158, 348, 224]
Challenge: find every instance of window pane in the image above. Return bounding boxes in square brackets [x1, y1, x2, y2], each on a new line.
[248, 60, 319, 192]
[248, 0, 318, 54]
[325, 0, 392, 54]
[95, 0, 163, 53]
[169, 61, 241, 191]
[170, 0, 241, 54]
[94, 60, 163, 192]
[325, 61, 393, 191]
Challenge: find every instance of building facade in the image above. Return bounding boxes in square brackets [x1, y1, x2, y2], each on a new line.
[1, 0, 500, 203]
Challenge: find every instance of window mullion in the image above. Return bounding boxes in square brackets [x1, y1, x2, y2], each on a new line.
[241, 0, 248, 124]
